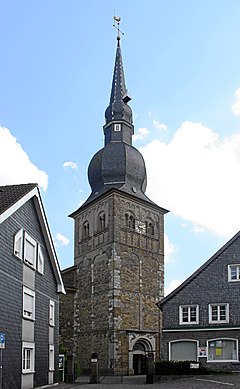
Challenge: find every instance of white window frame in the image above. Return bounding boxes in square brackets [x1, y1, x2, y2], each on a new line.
[209, 303, 229, 323]
[49, 345, 55, 371]
[37, 245, 44, 274]
[179, 305, 199, 324]
[114, 123, 121, 132]
[24, 232, 37, 268]
[169, 339, 199, 361]
[207, 338, 238, 362]
[228, 264, 240, 282]
[14, 229, 23, 259]
[49, 300, 55, 327]
[22, 342, 35, 373]
[23, 286, 35, 320]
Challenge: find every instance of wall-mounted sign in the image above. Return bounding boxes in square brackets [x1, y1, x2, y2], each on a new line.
[0, 333, 5, 349]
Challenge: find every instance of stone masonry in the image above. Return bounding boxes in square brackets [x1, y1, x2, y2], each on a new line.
[72, 190, 165, 373]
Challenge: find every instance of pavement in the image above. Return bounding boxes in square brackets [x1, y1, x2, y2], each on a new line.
[55, 374, 240, 388]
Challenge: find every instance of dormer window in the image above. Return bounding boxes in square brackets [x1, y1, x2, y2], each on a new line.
[114, 123, 121, 132]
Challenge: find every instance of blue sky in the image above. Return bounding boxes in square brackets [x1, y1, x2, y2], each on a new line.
[1, 1, 240, 294]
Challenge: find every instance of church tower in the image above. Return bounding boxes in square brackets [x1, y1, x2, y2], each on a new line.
[69, 23, 168, 374]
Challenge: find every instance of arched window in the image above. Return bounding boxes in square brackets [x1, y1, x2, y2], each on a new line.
[125, 213, 135, 229]
[207, 338, 238, 362]
[82, 221, 90, 238]
[146, 220, 155, 235]
[98, 212, 106, 230]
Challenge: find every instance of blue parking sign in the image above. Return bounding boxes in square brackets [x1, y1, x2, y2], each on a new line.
[0, 333, 5, 349]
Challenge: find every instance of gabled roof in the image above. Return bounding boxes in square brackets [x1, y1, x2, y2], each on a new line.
[0, 183, 37, 215]
[0, 184, 65, 294]
[158, 230, 240, 309]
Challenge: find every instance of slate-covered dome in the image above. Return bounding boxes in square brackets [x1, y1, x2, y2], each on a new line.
[88, 141, 147, 198]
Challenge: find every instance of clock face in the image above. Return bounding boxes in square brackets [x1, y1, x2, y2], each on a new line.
[135, 220, 146, 233]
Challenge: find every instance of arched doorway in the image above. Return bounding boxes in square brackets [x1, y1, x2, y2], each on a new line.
[132, 338, 153, 375]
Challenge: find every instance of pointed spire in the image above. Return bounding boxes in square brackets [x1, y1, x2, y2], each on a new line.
[105, 18, 132, 125]
[109, 39, 131, 106]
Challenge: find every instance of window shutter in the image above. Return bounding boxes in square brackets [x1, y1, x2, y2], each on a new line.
[23, 287, 35, 320]
[37, 245, 44, 274]
[24, 233, 37, 267]
[14, 229, 23, 259]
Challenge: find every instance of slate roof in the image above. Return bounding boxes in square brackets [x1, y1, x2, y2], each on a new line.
[105, 38, 132, 124]
[0, 183, 37, 215]
[0, 183, 65, 294]
[80, 38, 169, 212]
[158, 229, 240, 308]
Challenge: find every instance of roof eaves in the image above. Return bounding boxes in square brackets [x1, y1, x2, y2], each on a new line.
[0, 184, 37, 223]
[69, 187, 169, 218]
[32, 189, 65, 294]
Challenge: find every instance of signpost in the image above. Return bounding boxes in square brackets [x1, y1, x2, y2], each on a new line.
[59, 354, 65, 382]
[0, 333, 5, 389]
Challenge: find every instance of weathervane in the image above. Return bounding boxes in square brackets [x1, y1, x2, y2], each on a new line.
[113, 16, 124, 40]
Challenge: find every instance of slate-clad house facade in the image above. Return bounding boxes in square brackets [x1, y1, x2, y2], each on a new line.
[0, 184, 65, 389]
[158, 231, 240, 371]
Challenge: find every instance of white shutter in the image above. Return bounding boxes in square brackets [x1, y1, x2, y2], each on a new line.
[24, 233, 36, 267]
[23, 287, 35, 320]
[37, 245, 44, 274]
[14, 229, 23, 259]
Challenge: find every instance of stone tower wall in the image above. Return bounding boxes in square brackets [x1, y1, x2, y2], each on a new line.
[73, 191, 164, 372]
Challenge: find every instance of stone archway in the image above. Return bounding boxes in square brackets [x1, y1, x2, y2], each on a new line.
[131, 338, 153, 375]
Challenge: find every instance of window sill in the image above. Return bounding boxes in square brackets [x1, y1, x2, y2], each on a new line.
[207, 360, 239, 363]
[24, 260, 36, 270]
[79, 236, 91, 242]
[22, 370, 35, 374]
[228, 280, 240, 282]
[94, 228, 108, 236]
[14, 253, 22, 260]
[23, 316, 35, 322]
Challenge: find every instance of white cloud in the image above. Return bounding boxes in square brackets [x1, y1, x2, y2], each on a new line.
[164, 233, 176, 263]
[55, 233, 69, 246]
[232, 88, 240, 116]
[63, 161, 78, 170]
[140, 120, 240, 238]
[133, 127, 150, 141]
[0, 126, 48, 190]
[153, 119, 167, 131]
[193, 225, 205, 233]
[165, 279, 182, 296]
